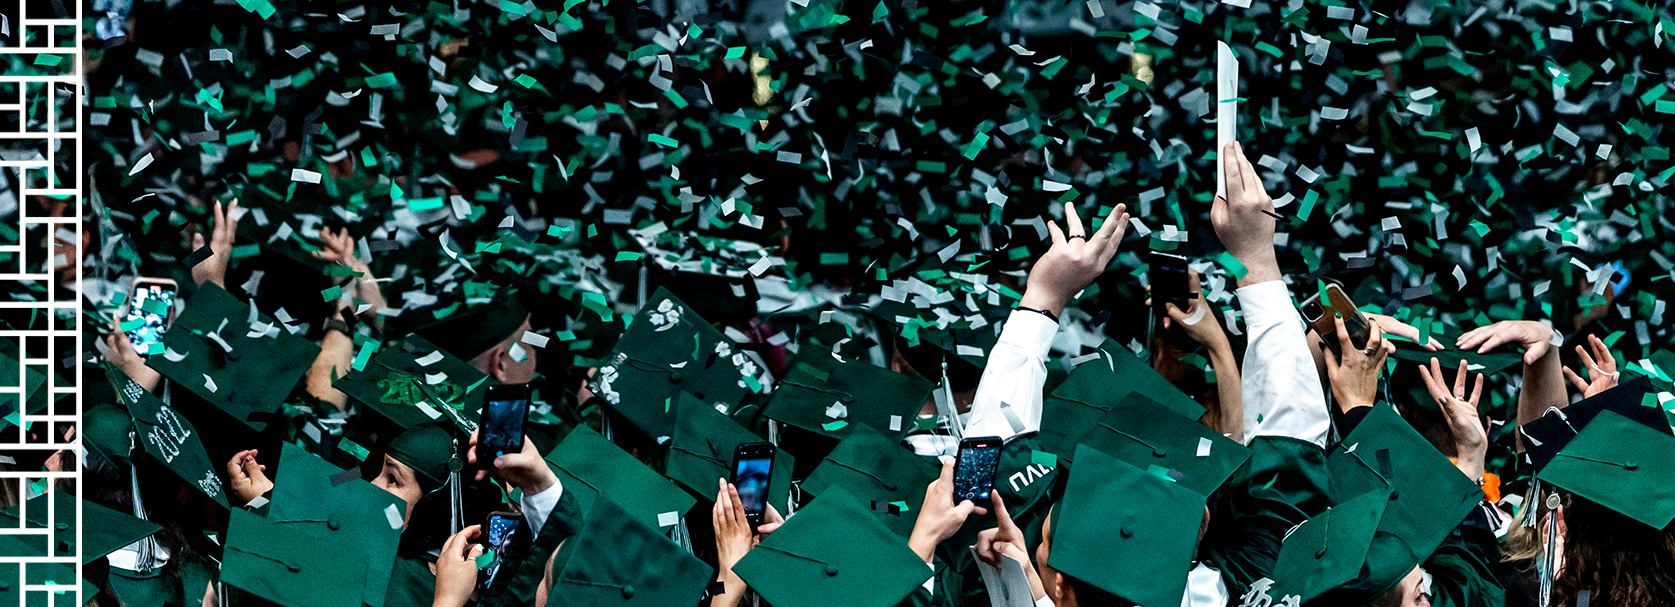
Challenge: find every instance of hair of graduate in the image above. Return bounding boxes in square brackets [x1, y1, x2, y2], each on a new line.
[75, 451, 196, 584]
[1148, 335, 1230, 438]
[1360, 584, 1405, 607]
[1550, 494, 1675, 607]
[80, 557, 124, 607]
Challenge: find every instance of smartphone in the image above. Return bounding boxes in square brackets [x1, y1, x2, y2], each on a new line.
[479, 384, 531, 458]
[1149, 252, 1191, 308]
[478, 511, 522, 587]
[1299, 283, 1372, 360]
[123, 278, 178, 357]
[952, 436, 1004, 504]
[731, 442, 776, 528]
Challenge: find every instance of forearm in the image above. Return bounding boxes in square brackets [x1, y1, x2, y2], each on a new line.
[306, 329, 355, 410]
[1206, 345, 1243, 441]
[350, 272, 389, 330]
[907, 530, 938, 565]
[1515, 346, 1565, 451]
[711, 570, 747, 607]
[1236, 281, 1330, 447]
[965, 309, 1056, 440]
[119, 361, 162, 393]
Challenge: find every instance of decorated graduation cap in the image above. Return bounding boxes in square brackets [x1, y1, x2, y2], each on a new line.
[108, 369, 230, 508]
[1520, 377, 1670, 472]
[1047, 443, 1206, 607]
[546, 493, 714, 606]
[732, 487, 934, 607]
[591, 288, 757, 440]
[0, 493, 163, 603]
[333, 334, 497, 433]
[543, 425, 696, 533]
[762, 356, 936, 442]
[1538, 409, 1675, 529]
[258, 442, 406, 607]
[799, 421, 940, 538]
[1064, 391, 1249, 497]
[630, 224, 767, 325]
[1314, 405, 1485, 601]
[150, 284, 318, 431]
[402, 282, 530, 362]
[1040, 340, 1207, 455]
[664, 392, 794, 510]
[1264, 488, 1392, 602]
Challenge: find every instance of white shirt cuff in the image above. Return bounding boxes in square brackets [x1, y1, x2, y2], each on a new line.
[1035, 597, 1055, 607]
[520, 479, 564, 540]
[1233, 280, 1297, 329]
[999, 309, 1059, 359]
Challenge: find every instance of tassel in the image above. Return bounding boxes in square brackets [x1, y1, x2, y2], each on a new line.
[1538, 491, 1559, 607]
[938, 353, 963, 441]
[448, 439, 464, 536]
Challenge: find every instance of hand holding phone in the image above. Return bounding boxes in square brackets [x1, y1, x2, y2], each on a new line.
[477, 512, 522, 588]
[1148, 252, 1191, 310]
[952, 436, 1003, 504]
[1299, 283, 1372, 360]
[122, 278, 178, 357]
[731, 443, 776, 529]
[478, 384, 531, 458]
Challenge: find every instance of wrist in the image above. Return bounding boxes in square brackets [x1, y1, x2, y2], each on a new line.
[1018, 289, 1070, 319]
[907, 530, 937, 564]
[520, 469, 558, 496]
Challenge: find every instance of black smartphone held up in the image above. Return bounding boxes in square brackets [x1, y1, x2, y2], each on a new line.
[952, 436, 1004, 504]
[478, 511, 522, 587]
[123, 278, 179, 358]
[479, 384, 531, 458]
[1148, 252, 1191, 309]
[1299, 283, 1372, 360]
[731, 442, 776, 528]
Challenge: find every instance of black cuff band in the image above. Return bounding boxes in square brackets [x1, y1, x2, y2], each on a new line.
[1016, 306, 1059, 323]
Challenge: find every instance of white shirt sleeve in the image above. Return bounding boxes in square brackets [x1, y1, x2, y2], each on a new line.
[1035, 597, 1055, 607]
[965, 310, 1058, 441]
[1236, 281, 1329, 447]
[520, 479, 564, 540]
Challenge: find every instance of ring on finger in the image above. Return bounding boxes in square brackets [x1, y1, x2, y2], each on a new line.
[1068, 234, 1088, 241]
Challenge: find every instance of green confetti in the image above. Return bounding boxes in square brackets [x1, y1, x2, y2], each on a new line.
[647, 133, 679, 148]
[821, 420, 848, 431]
[1030, 450, 1057, 468]
[321, 285, 343, 302]
[725, 46, 747, 59]
[1216, 252, 1248, 279]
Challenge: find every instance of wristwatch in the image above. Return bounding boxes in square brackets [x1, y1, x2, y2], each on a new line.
[324, 318, 353, 337]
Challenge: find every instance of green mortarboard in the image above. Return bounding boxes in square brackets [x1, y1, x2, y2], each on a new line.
[334, 334, 497, 434]
[1538, 409, 1675, 529]
[799, 422, 940, 538]
[265, 442, 406, 607]
[543, 426, 695, 533]
[732, 487, 933, 607]
[1041, 340, 1207, 455]
[664, 392, 794, 511]
[0, 493, 163, 604]
[1266, 488, 1391, 602]
[0, 340, 52, 430]
[1318, 405, 1484, 600]
[150, 284, 318, 431]
[1065, 391, 1250, 497]
[1049, 443, 1205, 607]
[405, 284, 529, 361]
[385, 423, 458, 495]
[1646, 349, 1675, 392]
[222, 508, 368, 607]
[546, 494, 714, 606]
[591, 288, 756, 440]
[1386, 346, 1522, 414]
[109, 369, 231, 509]
[762, 356, 935, 442]
[1521, 377, 1669, 471]
[81, 402, 134, 469]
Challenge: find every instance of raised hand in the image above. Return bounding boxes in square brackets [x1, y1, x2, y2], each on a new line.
[313, 226, 368, 276]
[974, 495, 1047, 600]
[1456, 320, 1558, 365]
[225, 449, 273, 507]
[190, 198, 241, 289]
[907, 457, 989, 564]
[466, 432, 557, 495]
[1322, 315, 1389, 412]
[1364, 313, 1444, 351]
[1019, 202, 1129, 318]
[1209, 142, 1280, 286]
[1418, 358, 1487, 482]
[1561, 333, 1619, 398]
[1147, 270, 1228, 349]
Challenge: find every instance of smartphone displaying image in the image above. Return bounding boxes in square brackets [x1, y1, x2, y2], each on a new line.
[479, 511, 522, 586]
[952, 436, 1004, 504]
[1299, 283, 1372, 360]
[1148, 252, 1191, 309]
[124, 278, 178, 357]
[731, 442, 776, 527]
[479, 384, 530, 457]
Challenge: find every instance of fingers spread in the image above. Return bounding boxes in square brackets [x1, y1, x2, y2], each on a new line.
[1046, 220, 1066, 247]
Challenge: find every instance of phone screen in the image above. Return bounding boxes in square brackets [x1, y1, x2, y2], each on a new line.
[125, 285, 176, 357]
[1149, 253, 1190, 306]
[480, 385, 530, 457]
[482, 515, 520, 584]
[953, 437, 1004, 504]
[731, 445, 774, 523]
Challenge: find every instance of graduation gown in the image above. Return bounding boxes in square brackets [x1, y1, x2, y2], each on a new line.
[382, 557, 438, 607]
[1422, 504, 1506, 607]
[1201, 435, 1334, 599]
[474, 489, 585, 607]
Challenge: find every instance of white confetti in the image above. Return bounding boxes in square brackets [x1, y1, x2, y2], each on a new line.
[415, 351, 445, 366]
[385, 504, 404, 529]
[520, 332, 550, 348]
[290, 168, 322, 183]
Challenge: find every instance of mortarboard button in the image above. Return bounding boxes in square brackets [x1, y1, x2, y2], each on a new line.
[328, 517, 342, 530]
[621, 585, 635, 599]
[1120, 526, 1134, 538]
[1624, 462, 1638, 470]
[840, 394, 854, 404]
[286, 562, 301, 573]
[55, 522, 68, 530]
[669, 371, 683, 384]
[824, 564, 840, 576]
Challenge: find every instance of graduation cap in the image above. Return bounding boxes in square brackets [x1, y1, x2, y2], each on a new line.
[150, 284, 318, 431]
[1538, 410, 1675, 530]
[1064, 391, 1250, 497]
[0, 341, 52, 431]
[542, 426, 695, 533]
[591, 288, 756, 440]
[732, 487, 934, 607]
[333, 334, 497, 434]
[1047, 443, 1206, 607]
[630, 225, 767, 325]
[263, 442, 407, 607]
[108, 369, 231, 509]
[799, 422, 940, 538]
[384, 423, 460, 496]
[1040, 340, 1207, 456]
[401, 283, 530, 362]
[762, 356, 935, 442]
[1520, 377, 1671, 472]
[1265, 488, 1391, 602]
[222, 508, 369, 607]
[0, 493, 163, 604]
[81, 402, 134, 469]
[663, 392, 795, 510]
[546, 493, 715, 606]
